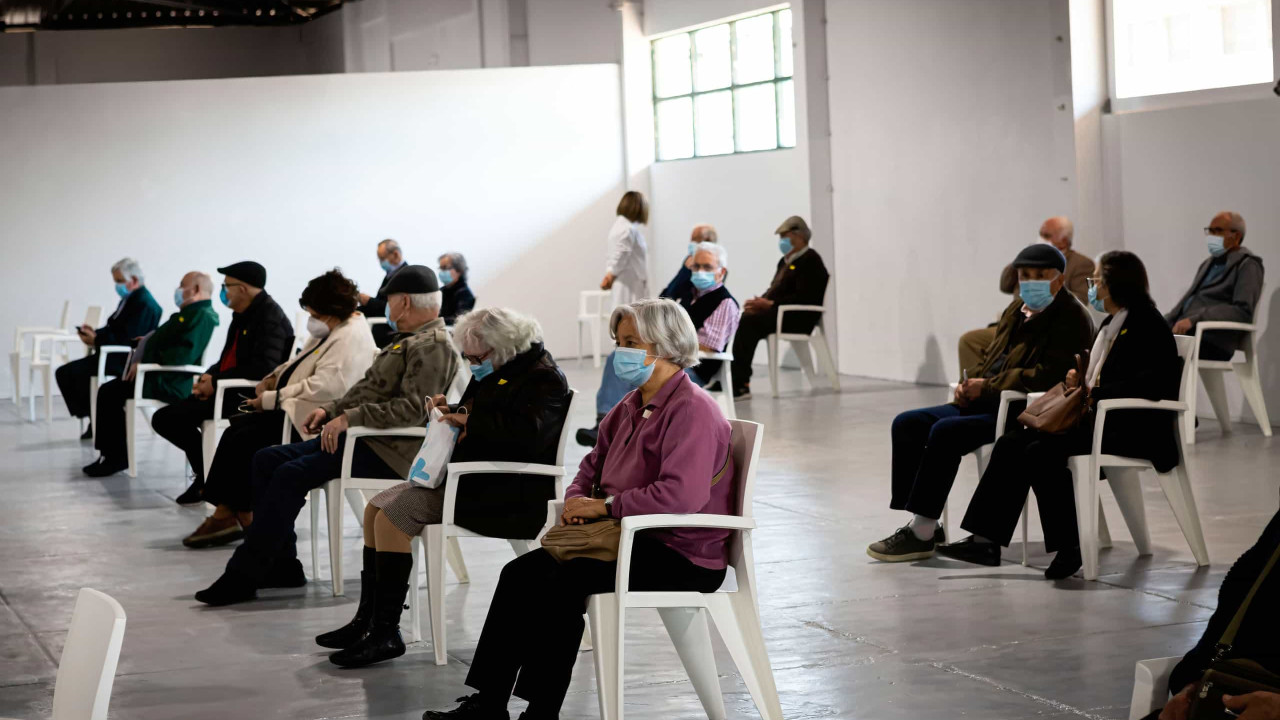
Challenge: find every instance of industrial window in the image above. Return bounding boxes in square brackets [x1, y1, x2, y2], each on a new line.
[1111, 0, 1273, 99]
[652, 7, 795, 161]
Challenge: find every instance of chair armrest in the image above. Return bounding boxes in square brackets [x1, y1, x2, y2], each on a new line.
[133, 364, 206, 400]
[345, 426, 426, 439]
[97, 345, 132, 379]
[1096, 399, 1187, 414]
[994, 390, 1028, 434]
[776, 305, 828, 334]
[213, 379, 258, 422]
[447, 461, 566, 477]
[1193, 321, 1256, 333]
[14, 326, 70, 353]
[620, 513, 756, 533]
[30, 333, 83, 362]
[366, 317, 388, 326]
[1027, 392, 1046, 402]
[1129, 656, 1180, 720]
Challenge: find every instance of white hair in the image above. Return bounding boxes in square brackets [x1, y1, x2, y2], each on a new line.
[408, 291, 442, 312]
[112, 257, 144, 284]
[454, 307, 543, 366]
[609, 299, 699, 369]
[694, 242, 729, 269]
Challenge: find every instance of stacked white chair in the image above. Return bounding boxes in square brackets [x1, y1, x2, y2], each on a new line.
[766, 303, 839, 397]
[26, 306, 103, 423]
[0, 588, 127, 720]
[9, 300, 71, 409]
[577, 290, 614, 368]
[1182, 321, 1272, 444]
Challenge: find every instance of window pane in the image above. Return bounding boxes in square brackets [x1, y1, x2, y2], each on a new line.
[734, 84, 777, 152]
[694, 90, 734, 156]
[692, 25, 731, 91]
[1112, 0, 1273, 99]
[777, 9, 793, 78]
[733, 13, 775, 85]
[653, 34, 692, 99]
[777, 79, 796, 148]
[655, 97, 694, 161]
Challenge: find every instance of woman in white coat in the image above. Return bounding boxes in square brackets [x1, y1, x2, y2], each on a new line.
[600, 190, 650, 304]
[182, 270, 377, 549]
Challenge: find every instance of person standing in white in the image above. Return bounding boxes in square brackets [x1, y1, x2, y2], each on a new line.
[600, 190, 650, 304]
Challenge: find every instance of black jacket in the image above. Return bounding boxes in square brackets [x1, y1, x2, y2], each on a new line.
[95, 286, 163, 349]
[661, 265, 696, 306]
[441, 281, 476, 326]
[1170, 507, 1280, 694]
[206, 291, 294, 384]
[360, 263, 408, 347]
[450, 342, 572, 539]
[1088, 302, 1182, 473]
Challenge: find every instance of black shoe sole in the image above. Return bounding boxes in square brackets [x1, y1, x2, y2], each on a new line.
[935, 546, 1001, 567]
[183, 528, 245, 549]
[329, 642, 406, 668]
[865, 547, 935, 562]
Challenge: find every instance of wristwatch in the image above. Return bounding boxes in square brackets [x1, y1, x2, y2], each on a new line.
[604, 495, 615, 517]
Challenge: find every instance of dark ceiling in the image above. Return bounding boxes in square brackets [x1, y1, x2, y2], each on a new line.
[0, 0, 348, 31]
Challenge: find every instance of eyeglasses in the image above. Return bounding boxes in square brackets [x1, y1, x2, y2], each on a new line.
[1204, 226, 1226, 235]
[462, 350, 491, 365]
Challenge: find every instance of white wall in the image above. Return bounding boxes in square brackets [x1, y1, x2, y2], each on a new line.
[828, 0, 1077, 384]
[1110, 98, 1280, 422]
[0, 66, 625, 397]
[526, 0, 621, 66]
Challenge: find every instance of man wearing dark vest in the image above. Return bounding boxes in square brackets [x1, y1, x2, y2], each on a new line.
[358, 239, 409, 348]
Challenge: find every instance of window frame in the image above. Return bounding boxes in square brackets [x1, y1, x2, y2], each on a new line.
[1105, 0, 1280, 114]
[650, 5, 796, 162]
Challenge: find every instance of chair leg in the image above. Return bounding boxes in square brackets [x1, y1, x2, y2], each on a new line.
[1105, 468, 1150, 556]
[446, 537, 470, 583]
[1183, 377, 1198, 446]
[705, 593, 784, 720]
[125, 402, 137, 478]
[327, 485, 345, 596]
[587, 594, 623, 720]
[1157, 464, 1210, 567]
[40, 366, 52, 423]
[940, 503, 949, 540]
[200, 421, 217, 481]
[9, 352, 20, 407]
[590, 319, 601, 369]
[1098, 498, 1113, 550]
[1200, 369, 1233, 436]
[658, 607, 727, 720]
[1234, 360, 1272, 437]
[425, 525, 447, 665]
[720, 362, 736, 420]
[1069, 457, 1101, 580]
[309, 489, 322, 581]
[89, 378, 99, 440]
[791, 340, 818, 388]
[1020, 500, 1030, 567]
[812, 328, 840, 391]
[407, 536, 422, 644]
[767, 335, 780, 398]
[27, 365, 36, 422]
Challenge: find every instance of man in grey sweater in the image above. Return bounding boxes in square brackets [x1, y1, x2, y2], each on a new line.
[1165, 211, 1265, 360]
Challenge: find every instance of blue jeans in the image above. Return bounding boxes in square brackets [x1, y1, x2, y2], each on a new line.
[889, 403, 997, 520]
[596, 350, 631, 416]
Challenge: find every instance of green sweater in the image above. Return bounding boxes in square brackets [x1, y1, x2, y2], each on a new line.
[140, 300, 220, 403]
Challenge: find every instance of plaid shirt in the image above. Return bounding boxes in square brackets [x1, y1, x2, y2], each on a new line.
[692, 285, 741, 352]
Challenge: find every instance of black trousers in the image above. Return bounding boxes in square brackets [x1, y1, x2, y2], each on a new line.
[93, 378, 135, 460]
[55, 353, 125, 420]
[202, 410, 298, 512]
[150, 389, 251, 482]
[465, 540, 726, 716]
[889, 403, 998, 520]
[960, 425, 1093, 553]
[729, 309, 821, 388]
[225, 435, 398, 584]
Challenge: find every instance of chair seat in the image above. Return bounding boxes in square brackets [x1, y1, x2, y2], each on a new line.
[1090, 454, 1156, 470]
[774, 332, 813, 341]
[698, 351, 733, 361]
[1196, 360, 1236, 371]
[613, 589, 721, 608]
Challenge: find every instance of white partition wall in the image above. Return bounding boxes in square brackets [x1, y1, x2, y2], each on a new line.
[0, 64, 625, 397]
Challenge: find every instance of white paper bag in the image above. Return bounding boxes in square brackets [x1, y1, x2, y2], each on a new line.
[407, 407, 459, 489]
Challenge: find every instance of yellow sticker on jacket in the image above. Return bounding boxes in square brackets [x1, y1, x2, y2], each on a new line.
[392, 345, 402, 350]
[789, 265, 796, 270]
[242, 329, 248, 335]
[498, 378, 508, 385]
[178, 317, 184, 322]
[1120, 329, 1128, 335]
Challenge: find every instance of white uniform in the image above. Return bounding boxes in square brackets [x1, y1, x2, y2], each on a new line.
[605, 215, 649, 305]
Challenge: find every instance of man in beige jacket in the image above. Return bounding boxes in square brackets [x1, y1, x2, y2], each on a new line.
[196, 266, 460, 606]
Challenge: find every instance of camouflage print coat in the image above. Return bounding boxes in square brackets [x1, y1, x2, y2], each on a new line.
[323, 317, 459, 477]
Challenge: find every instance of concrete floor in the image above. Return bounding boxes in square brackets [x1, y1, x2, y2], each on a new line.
[1, 364, 1278, 719]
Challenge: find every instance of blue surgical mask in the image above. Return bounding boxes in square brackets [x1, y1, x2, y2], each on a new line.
[778, 237, 793, 255]
[438, 268, 454, 286]
[380, 259, 395, 273]
[1020, 280, 1054, 311]
[384, 300, 398, 332]
[114, 283, 130, 298]
[173, 287, 185, 307]
[470, 359, 495, 381]
[613, 347, 656, 388]
[1087, 284, 1106, 313]
[690, 270, 718, 291]
[688, 241, 700, 257]
[1207, 236, 1226, 258]
[219, 286, 232, 308]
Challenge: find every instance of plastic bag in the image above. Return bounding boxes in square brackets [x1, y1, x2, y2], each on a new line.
[407, 406, 459, 489]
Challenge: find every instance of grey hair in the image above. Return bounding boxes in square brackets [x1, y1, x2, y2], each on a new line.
[609, 299, 699, 369]
[694, 224, 718, 242]
[694, 241, 729, 269]
[408, 291, 442, 312]
[454, 307, 542, 366]
[112, 257, 144, 283]
[439, 252, 468, 280]
[378, 238, 400, 254]
[1224, 211, 1246, 241]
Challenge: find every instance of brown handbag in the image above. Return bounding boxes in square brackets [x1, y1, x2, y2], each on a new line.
[1016, 350, 1091, 435]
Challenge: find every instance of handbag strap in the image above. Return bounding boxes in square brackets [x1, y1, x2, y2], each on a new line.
[1215, 539, 1280, 660]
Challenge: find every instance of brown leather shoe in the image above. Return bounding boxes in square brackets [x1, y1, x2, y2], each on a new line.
[183, 515, 244, 549]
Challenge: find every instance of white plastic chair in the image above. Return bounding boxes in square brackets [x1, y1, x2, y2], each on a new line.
[569, 419, 782, 720]
[577, 290, 614, 368]
[766, 304, 839, 397]
[0, 588, 127, 720]
[366, 316, 388, 328]
[404, 389, 579, 664]
[1068, 335, 1209, 581]
[698, 342, 736, 420]
[9, 300, 71, 408]
[292, 311, 310, 355]
[26, 306, 103, 423]
[1129, 656, 1179, 720]
[89, 346, 133, 441]
[126, 363, 206, 478]
[199, 379, 258, 480]
[1182, 321, 1272, 444]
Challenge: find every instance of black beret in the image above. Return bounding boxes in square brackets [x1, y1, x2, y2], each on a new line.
[217, 261, 267, 289]
[384, 265, 440, 295]
[1011, 244, 1066, 273]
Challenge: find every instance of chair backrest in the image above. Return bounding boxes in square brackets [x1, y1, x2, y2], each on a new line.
[554, 389, 580, 466]
[727, 420, 763, 519]
[293, 311, 310, 353]
[59, 300, 72, 329]
[52, 588, 126, 720]
[82, 306, 103, 330]
[1174, 334, 1195, 403]
[579, 290, 612, 318]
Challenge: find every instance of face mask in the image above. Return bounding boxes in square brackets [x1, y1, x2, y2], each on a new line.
[1020, 280, 1054, 311]
[690, 270, 718, 291]
[1087, 284, 1106, 313]
[115, 283, 130, 298]
[1207, 236, 1226, 258]
[384, 299, 399, 332]
[380, 259, 395, 273]
[438, 268, 454, 286]
[470, 359, 495, 381]
[307, 317, 331, 338]
[173, 287, 185, 307]
[613, 347, 657, 387]
[219, 286, 231, 307]
[688, 241, 700, 257]
[778, 237, 793, 255]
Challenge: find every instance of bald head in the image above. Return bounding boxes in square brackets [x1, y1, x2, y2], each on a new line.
[690, 224, 718, 244]
[1210, 211, 1246, 250]
[1039, 216, 1074, 252]
[179, 271, 213, 307]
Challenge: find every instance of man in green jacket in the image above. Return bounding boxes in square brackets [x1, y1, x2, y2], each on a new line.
[84, 272, 219, 477]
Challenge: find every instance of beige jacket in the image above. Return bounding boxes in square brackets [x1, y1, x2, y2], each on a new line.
[261, 314, 378, 439]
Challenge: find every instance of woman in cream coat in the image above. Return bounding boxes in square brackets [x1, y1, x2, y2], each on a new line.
[183, 270, 377, 549]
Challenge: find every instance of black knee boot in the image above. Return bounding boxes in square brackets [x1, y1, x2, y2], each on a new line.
[316, 547, 377, 649]
[329, 550, 412, 667]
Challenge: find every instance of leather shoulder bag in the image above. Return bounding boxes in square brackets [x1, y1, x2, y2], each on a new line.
[1017, 350, 1090, 435]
